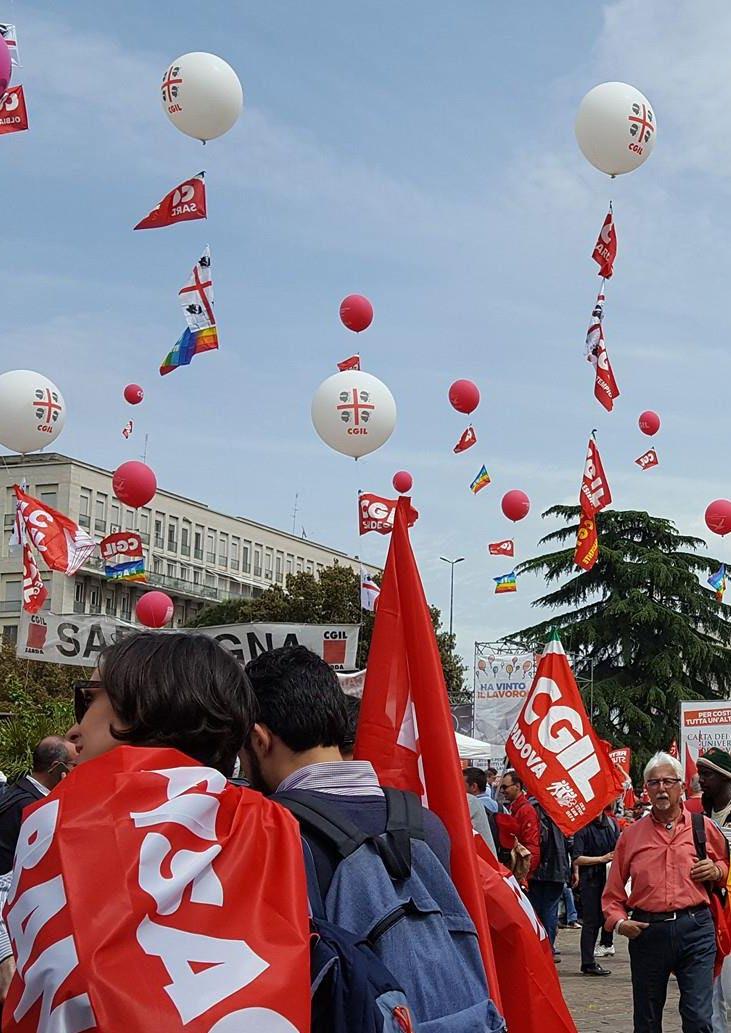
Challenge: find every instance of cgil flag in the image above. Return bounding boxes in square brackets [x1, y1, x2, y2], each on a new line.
[358, 492, 418, 535]
[101, 532, 146, 583]
[337, 355, 360, 371]
[592, 208, 617, 279]
[470, 465, 491, 494]
[585, 292, 620, 412]
[489, 539, 514, 557]
[13, 506, 47, 614]
[354, 497, 504, 1021]
[506, 631, 625, 835]
[574, 514, 599, 572]
[134, 172, 207, 230]
[635, 448, 659, 471]
[0, 85, 30, 136]
[453, 426, 477, 453]
[360, 567, 380, 611]
[574, 436, 611, 572]
[708, 564, 727, 603]
[494, 572, 517, 594]
[160, 326, 219, 376]
[14, 485, 96, 576]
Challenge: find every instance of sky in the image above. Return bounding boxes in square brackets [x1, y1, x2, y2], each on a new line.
[3, 0, 731, 671]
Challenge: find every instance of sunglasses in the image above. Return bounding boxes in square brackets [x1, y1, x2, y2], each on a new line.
[72, 680, 102, 723]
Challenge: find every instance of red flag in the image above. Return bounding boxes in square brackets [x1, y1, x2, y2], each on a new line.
[453, 426, 477, 453]
[669, 739, 680, 759]
[506, 632, 625, 835]
[580, 437, 612, 516]
[635, 448, 659, 471]
[592, 209, 617, 279]
[14, 485, 96, 576]
[685, 742, 699, 785]
[609, 747, 634, 810]
[354, 497, 503, 1012]
[337, 355, 360, 371]
[475, 842, 577, 1033]
[2, 746, 311, 1032]
[134, 172, 207, 230]
[0, 85, 29, 135]
[585, 293, 620, 412]
[21, 544, 47, 614]
[488, 539, 514, 557]
[358, 492, 418, 535]
[574, 514, 599, 570]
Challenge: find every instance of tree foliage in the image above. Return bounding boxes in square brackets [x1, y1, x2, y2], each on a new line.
[190, 564, 469, 703]
[502, 506, 731, 779]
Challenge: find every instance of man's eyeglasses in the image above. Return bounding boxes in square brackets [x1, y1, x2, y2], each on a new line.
[646, 778, 682, 789]
[72, 680, 102, 723]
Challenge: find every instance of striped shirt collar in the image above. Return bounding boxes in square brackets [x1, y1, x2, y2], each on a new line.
[276, 760, 384, 798]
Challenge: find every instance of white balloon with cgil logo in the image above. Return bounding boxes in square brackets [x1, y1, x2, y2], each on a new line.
[311, 370, 396, 459]
[161, 52, 243, 142]
[0, 369, 66, 454]
[575, 82, 657, 176]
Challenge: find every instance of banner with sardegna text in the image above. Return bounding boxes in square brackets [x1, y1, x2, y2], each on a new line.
[680, 701, 731, 782]
[2, 746, 310, 1033]
[17, 610, 359, 670]
[505, 632, 625, 835]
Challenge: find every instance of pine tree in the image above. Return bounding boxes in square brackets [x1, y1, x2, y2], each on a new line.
[503, 506, 731, 777]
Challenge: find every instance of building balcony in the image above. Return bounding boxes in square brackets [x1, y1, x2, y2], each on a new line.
[0, 600, 20, 613]
[144, 570, 229, 603]
[194, 548, 203, 560]
[154, 536, 165, 549]
[73, 600, 85, 613]
[95, 519, 106, 532]
[181, 545, 190, 557]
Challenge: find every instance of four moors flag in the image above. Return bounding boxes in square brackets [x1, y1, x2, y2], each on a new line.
[506, 631, 625, 835]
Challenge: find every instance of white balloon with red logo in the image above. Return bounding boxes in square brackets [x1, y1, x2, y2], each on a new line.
[311, 371, 396, 459]
[0, 370, 66, 454]
[161, 52, 243, 141]
[575, 82, 657, 176]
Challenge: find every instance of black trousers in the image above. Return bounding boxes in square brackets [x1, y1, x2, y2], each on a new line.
[628, 908, 715, 1033]
[579, 877, 607, 967]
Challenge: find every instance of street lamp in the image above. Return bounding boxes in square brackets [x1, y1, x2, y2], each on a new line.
[440, 556, 464, 639]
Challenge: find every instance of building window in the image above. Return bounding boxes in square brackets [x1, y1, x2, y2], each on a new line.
[181, 524, 190, 556]
[231, 537, 240, 570]
[180, 565, 189, 582]
[168, 518, 178, 552]
[125, 509, 134, 530]
[194, 527, 204, 560]
[243, 542, 251, 573]
[264, 549, 273, 580]
[4, 580, 21, 604]
[306, 560, 315, 575]
[153, 557, 162, 574]
[205, 572, 216, 588]
[111, 503, 121, 529]
[193, 569, 201, 585]
[105, 594, 115, 616]
[275, 553, 283, 583]
[89, 587, 101, 613]
[286, 554, 294, 575]
[154, 515, 164, 549]
[37, 484, 58, 509]
[167, 562, 176, 579]
[74, 582, 85, 603]
[79, 489, 91, 517]
[218, 534, 229, 566]
[140, 509, 150, 534]
[95, 493, 107, 532]
[253, 546, 263, 578]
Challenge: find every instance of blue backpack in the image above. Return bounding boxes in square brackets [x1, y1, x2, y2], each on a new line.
[277, 788, 505, 1033]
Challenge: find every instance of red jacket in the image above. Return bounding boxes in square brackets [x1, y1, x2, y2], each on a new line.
[510, 792, 541, 875]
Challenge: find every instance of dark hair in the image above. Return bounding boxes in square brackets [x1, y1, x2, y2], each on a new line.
[100, 632, 254, 775]
[245, 645, 348, 752]
[486, 767, 498, 777]
[463, 766, 487, 792]
[342, 695, 361, 752]
[502, 769, 523, 789]
[32, 736, 70, 774]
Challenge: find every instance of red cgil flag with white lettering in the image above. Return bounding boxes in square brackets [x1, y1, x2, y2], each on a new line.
[585, 292, 620, 412]
[2, 746, 311, 1033]
[0, 85, 30, 136]
[579, 436, 612, 517]
[14, 485, 96, 576]
[592, 208, 617, 279]
[134, 172, 207, 230]
[506, 631, 625, 836]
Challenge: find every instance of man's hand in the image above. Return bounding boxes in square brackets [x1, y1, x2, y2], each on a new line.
[691, 858, 721, 883]
[601, 852, 615, 864]
[617, 919, 649, 940]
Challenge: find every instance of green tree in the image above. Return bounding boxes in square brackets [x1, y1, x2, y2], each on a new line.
[502, 506, 731, 779]
[190, 564, 469, 703]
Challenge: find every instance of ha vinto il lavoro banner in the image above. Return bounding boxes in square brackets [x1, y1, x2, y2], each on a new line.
[16, 610, 359, 670]
[473, 648, 537, 748]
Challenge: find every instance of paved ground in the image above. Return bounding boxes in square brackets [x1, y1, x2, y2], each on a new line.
[556, 926, 682, 1032]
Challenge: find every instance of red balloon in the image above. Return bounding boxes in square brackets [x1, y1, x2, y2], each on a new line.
[112, 461, 157, 509]
[639, 410, 661, 436]
[705, 500, 731, 537]
[502, 489, 530, 522]
[124, 384, 144, 405]
[136, 591, 174, 629]
[448, 380, 480, 415]
[392, 471, 413, 494]
[339, 294, 373, 333]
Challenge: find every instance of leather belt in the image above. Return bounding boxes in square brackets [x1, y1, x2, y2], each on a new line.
[630, 904, 709, 923]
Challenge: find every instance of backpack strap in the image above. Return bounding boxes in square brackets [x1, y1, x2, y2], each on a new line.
[692, 810, 708, 860]
[374, 789, 423, 881]
[275, 790, 370, 861]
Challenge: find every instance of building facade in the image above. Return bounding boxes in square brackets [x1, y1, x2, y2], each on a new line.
[0, 453, 375, 645]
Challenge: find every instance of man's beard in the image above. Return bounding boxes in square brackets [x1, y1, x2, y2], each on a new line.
[243, 743, 270, 794]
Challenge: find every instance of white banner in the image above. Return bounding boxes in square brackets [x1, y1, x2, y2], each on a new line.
[473, 650, 536, 748]
[680, 700, 731, 778]
[16, 610, 360, 670]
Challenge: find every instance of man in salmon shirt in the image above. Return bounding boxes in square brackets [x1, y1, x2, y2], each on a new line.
[603, 752, 730, 1033]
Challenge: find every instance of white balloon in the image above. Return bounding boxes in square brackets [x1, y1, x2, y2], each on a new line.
[311, 371, 396, 459]
[161, 52, 243, 142]
[0, 370, 66, 454]
[575, 82, 657, 176]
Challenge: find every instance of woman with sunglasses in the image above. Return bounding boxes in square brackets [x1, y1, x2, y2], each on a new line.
[2, 631, 312, 1032]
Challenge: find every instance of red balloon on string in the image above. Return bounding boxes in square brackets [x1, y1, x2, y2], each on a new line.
[136, 591, 174, 628]
[112, 461, 157, 509]
[124, 384, 144, 405]
[638, 410, 661, 436]
[448, 380, 480, 415]
[392, 471, 413, 494]
[502, 489, 530, 522]
[705, 500, 731, 537]
[340, 295, 373, 333]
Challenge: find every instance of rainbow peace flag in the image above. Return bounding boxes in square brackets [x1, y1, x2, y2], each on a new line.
[160, 325, 219, 376]
[708, 564, 726, 602]
[494, 571, 517, 594]
[470, 465, 491, 494]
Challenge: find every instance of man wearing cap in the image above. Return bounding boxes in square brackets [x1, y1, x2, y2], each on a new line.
[698, 748, 731, 1033]
[603, 752, 729, 1033]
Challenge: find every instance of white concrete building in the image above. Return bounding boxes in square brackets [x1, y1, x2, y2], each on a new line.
[0, 453, 375, 645]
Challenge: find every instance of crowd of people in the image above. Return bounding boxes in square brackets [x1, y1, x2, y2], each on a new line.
[0, 631, 728, 1032]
